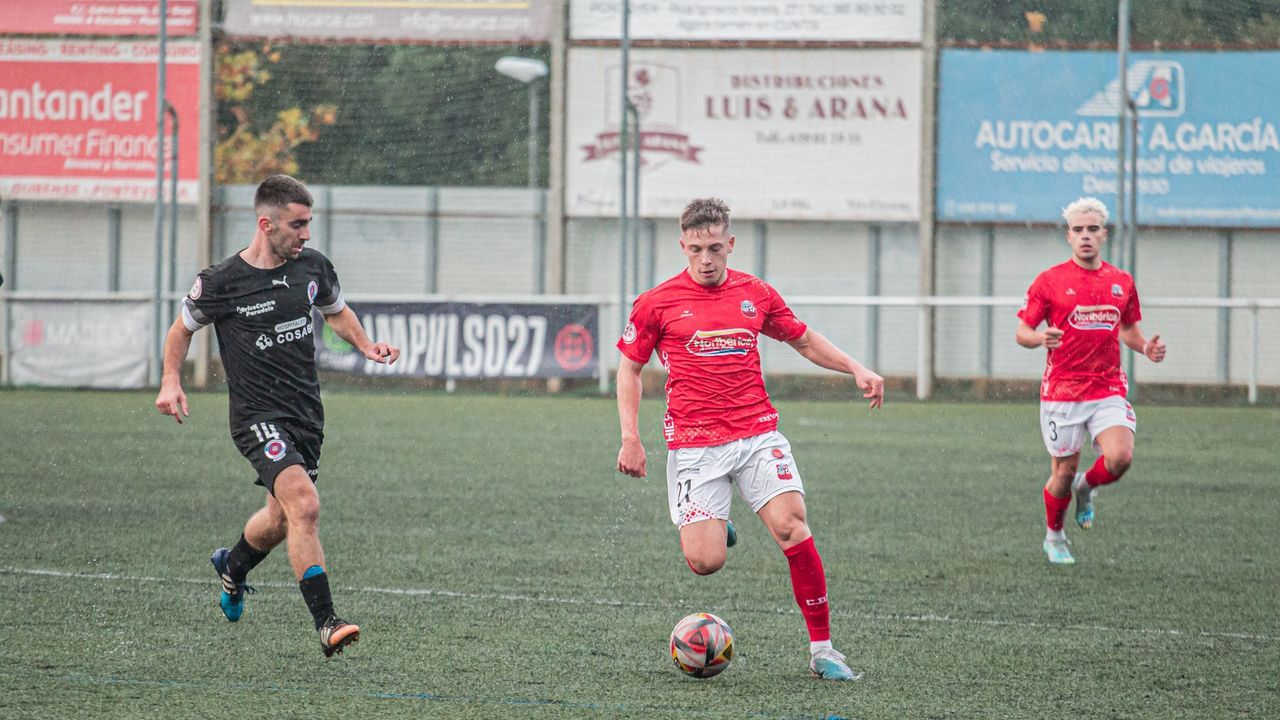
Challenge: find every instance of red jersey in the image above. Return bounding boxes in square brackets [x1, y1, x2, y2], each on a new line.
[1017, 260, 1141, 402]
[618, 269, 808, 449]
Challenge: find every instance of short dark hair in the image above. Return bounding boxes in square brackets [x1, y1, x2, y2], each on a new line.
[254, 175, 312, 215]
[680, 197, 730, 233]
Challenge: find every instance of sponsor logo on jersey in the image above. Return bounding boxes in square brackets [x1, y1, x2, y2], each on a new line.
[740, 299, 757, 318]
[307, 280, 318, 303]
[236, 300, 276, 317]
[264, 439, 287, 462]
[1068, 304, 1121, 331]
[622, 321, 637, 344]
[275, 317, 308, 333]
[685, 328, 755, 356]
[188, 277, 202, 300]
[1066, 288, 1076, 295]
[1111, 283, 1123, 297]
[272, 275, 289, 288]
[757, 411, 779, 424]
[776, 463, 793, 480]
[771, 448, 784, 459]
[276, 319, 314, 345]
[255, 334, 274, 350]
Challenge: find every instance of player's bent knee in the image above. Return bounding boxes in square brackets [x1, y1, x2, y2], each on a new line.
[772, 518, 809, 546]
[685, 554, 725, 576]
[1106, 453, 1133, 477]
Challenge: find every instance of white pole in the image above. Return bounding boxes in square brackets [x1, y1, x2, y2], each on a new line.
[1248, 302, 1259, 404]
[151, 0, 168, 387]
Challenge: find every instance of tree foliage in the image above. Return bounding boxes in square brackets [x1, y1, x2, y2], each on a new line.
[210, 3, 1279, 187]
[940, 0, 1280, 46]
[213, 44, 336, 184]
[214, 42, 548, 187]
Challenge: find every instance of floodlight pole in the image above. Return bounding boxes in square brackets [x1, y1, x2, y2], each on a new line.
[151, 0, 168, 387]
[527, 81, 540, 189]
[617, 0, 631, 343]
[494, 56, 549, 293]
[1114, 0, 1129, 268]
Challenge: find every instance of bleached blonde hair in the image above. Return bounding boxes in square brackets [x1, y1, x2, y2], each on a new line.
[1061, 196, 1109, 226]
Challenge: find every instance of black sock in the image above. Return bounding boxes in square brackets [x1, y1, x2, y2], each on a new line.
[299, 569, 335, 629]
[226, 534, 269, 583]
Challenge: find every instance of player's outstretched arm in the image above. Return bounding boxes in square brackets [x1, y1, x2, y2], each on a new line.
[323, 307, 400, 364]
[616, 356, 648, 477]
[155, 316, 194, 424]
[1120, 324, 1166, 363]
[1017, 321, 1063, 350]
[786, 329, 884, 408]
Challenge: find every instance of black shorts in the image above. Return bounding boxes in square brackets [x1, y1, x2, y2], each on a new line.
[231, 418, 323, 494]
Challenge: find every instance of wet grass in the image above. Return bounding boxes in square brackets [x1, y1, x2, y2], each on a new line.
[1, 390, 1277, 719]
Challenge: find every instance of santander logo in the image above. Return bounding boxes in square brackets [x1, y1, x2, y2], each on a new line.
[685, 328, 755, 357]
[1068, 304, 1121, 331]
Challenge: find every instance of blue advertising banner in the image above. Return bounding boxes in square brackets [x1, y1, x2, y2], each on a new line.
[315, 302, 599, 379]
[937, 50, 1280, 227]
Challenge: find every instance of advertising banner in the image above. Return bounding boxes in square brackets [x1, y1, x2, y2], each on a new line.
[567, 48, 922, 221]
[0, 0, 198, 36]
[221, 0, 550, 43]
[571, 0, 922, 43]
[315, 301, 600, 379]
[937, 50, 1280, 227]
[0, 39, 200, 203]
[9, 302, 151, 388]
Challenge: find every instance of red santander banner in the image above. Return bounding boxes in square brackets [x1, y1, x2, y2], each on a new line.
[0, 1, 197, 37]
[0, 39, 199, 203]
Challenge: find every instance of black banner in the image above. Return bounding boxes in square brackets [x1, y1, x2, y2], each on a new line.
[315, 301, 598, 379]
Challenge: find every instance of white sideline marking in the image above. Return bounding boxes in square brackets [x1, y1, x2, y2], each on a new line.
[3, 566, 1277, 643]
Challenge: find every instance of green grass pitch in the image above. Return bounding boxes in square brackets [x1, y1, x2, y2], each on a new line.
[1, 389, 1276, 719]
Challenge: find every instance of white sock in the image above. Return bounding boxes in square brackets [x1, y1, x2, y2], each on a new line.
[810, 639, 833, 655]
[1045, 528, 1066, 542]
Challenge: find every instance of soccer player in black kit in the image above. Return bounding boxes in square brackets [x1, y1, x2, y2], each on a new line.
[155, 175, 399, 657]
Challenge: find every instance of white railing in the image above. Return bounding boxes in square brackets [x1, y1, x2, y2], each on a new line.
[3, 292, 1276, 403]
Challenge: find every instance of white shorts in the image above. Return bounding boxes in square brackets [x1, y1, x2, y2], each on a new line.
[1039, 396, 1137, 457]
[666, 431, 805, 528]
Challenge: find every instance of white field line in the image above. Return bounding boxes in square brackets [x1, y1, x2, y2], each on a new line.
[3, 566, 1277, 644]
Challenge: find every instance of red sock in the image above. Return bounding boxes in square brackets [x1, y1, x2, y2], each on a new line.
[1085, 456, 1120, 487]
[784, 536, 831, 642]
[1043, 487, 1070, 531]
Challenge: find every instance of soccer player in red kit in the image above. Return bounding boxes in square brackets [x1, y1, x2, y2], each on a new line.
[615, 198, 885, 680]
[1016, 197, 1167, 566]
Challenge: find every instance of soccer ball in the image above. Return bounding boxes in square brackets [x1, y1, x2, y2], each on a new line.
[669, 612, 734, 678]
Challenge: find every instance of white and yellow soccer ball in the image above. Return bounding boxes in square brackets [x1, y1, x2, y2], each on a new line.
[669, 612, 734, 678]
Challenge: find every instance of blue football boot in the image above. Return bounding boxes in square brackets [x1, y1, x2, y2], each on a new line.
[210, 547, 255, 622]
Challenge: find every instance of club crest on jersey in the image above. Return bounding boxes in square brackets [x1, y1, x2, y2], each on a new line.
[622, 321, 637, 344]
[1111, 283, 1123, 297]
[188, 277, 202, 300]
[776, 463, 793, 480]
[264, 439, 287, 462]
[308, 280, 318, 303]
[685, 328, 754, 356]
[740, 299, 757, 318]
[1068, 304, 1121, 331]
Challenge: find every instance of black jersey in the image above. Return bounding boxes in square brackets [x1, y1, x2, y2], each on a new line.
[181, 248, 345, 432]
